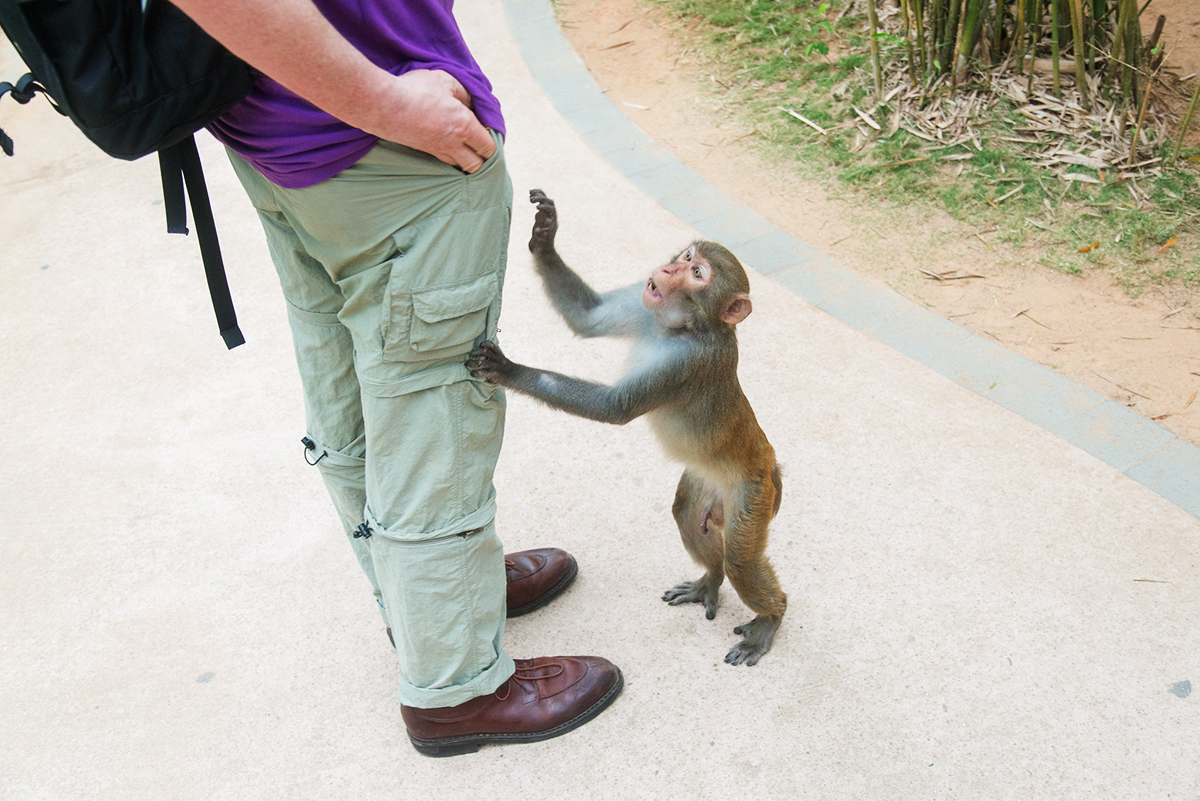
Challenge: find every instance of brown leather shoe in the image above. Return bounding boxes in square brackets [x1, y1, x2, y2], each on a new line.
[504, 547, 578, 617]
[401, 656, 623, 757]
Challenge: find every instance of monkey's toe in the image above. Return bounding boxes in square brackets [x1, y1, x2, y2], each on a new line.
[662, 579, 720, 620]
[725, 615, 781, 666]
[724, 645, 763, 667]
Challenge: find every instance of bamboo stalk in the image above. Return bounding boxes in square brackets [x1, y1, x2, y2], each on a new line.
[1118, 0, 1140, 108]
[1050, 0, 1062, 96]
[900, 0, 918, 85]
[912, 0, 929, 78]
[1009, 0, 1028, 69]
[1171, 80, 1200, 162]
[955, 0, 986, 84]
[941, 0, 964, 75]
[931, 0, 946, 70]
[990, 0, 1004, 64]
[866, 0, 884, 102]
[1089, 0, 1104, 78]
[1128, 70, 1153, 166]
[1029, 0, 1044, 94]
[1146, 14, 1165, 72]
[1109, 0, 1125, 98]
[1068, 0, 1092, 109]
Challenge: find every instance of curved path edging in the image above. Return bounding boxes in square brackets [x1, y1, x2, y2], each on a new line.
[504, 0, 1200, 521]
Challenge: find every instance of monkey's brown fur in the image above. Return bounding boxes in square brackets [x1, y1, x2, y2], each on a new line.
[467, 190, 786, 665]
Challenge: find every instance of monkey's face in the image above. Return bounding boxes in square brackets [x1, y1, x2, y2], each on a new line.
[643, 243, 712, 328]
[644, 241, 752, 330]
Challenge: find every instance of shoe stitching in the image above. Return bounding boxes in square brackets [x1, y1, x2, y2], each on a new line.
[506, 660, 567, 701]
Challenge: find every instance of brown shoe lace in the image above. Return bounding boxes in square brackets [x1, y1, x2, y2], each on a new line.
[494, 661, 565, 701]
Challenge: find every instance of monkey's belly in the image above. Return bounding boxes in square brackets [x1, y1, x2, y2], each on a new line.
[648, 412, 740, 489]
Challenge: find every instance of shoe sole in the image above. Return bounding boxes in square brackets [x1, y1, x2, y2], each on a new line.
[407, 666, 624, 758]
[505, 555, 579, 618]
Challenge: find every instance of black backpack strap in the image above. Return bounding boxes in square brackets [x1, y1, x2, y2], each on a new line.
[158, 135, 245, 349]
[1, 74, 61, 156]
[157, 140, 188, 234]
[0, 77, 14, 155]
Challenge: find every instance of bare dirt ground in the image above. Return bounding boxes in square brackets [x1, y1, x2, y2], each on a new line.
[558, 0, 1200, 446]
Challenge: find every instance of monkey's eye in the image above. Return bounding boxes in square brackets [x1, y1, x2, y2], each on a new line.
[683, 247, 694, 261]
[692, 265, 703, 279]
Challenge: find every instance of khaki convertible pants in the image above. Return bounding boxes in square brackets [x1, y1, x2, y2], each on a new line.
[228, 133, 516, 709]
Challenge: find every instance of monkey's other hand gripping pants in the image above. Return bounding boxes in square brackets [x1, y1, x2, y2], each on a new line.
[228, 134, 516, 709]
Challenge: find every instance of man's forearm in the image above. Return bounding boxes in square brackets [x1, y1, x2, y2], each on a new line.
[168, 0, 496, 171]
[170, 0, 393, 133]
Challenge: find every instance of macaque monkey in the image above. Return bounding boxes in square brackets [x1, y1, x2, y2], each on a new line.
[466, 190, 786, 666]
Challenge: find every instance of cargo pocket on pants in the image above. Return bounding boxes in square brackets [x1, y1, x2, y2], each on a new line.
[382, 270, 499, 364]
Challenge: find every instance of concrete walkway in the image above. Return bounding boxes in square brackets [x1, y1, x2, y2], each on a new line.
[1, 1, 1197, 799]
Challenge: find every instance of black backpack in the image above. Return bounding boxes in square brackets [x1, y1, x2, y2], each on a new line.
[0, 0, 255, 349]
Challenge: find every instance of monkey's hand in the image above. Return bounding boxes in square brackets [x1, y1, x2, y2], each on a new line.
[528, 189, 559, 254]
[466, 340, 514, 385]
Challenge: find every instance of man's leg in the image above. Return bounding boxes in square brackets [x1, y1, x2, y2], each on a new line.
[225, 156, 384, 620]
[227, 146, 580, 629]
[228, 137, 620, 747]
[227, 136, 514, 706]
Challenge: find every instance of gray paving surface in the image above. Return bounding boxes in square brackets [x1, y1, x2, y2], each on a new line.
[1, 0, 1198, 798]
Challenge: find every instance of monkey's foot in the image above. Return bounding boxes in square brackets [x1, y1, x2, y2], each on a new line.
[662, 577, 720, 620]
[725, 615, 782, 667]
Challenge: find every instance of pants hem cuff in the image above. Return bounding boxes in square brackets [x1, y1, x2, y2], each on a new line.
[397, 652, 516, 709]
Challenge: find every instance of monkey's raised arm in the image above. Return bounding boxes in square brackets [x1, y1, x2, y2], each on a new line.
[467, 340, 699, 425]
[529, 189, 653, 339]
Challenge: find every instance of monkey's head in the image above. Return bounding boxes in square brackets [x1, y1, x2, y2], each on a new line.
[643, 240, 752, 332]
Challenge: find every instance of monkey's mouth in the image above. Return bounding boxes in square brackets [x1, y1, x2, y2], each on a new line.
[646, 277, 662, 301]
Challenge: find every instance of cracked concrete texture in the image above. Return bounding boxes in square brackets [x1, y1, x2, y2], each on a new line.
[1, 0, 1198, 798]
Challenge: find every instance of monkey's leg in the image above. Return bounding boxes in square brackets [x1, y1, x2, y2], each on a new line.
[662, 471, 725, 620]
[723, 477, 787, 666]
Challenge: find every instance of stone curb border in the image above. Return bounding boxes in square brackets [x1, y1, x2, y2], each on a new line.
[504, 0, 1200, 521]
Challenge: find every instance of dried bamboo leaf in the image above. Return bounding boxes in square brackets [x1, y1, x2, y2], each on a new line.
[853, 106, 882, 131]
[993, 184, 1026, 203]
[779, 107, 826, 134]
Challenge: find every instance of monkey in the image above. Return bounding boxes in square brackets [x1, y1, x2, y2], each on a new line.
[465, 189, 786, 666]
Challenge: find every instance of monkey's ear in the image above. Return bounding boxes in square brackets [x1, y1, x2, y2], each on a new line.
[721, 294, 752, 325]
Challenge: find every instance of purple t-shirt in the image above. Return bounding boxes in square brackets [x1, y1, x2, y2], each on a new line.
[207, 0, 504, 189]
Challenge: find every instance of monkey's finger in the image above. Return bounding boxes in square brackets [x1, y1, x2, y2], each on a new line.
[465, 351, 496, 370]
[465, 354, 498, 369]
[467, 367, 498, 383]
